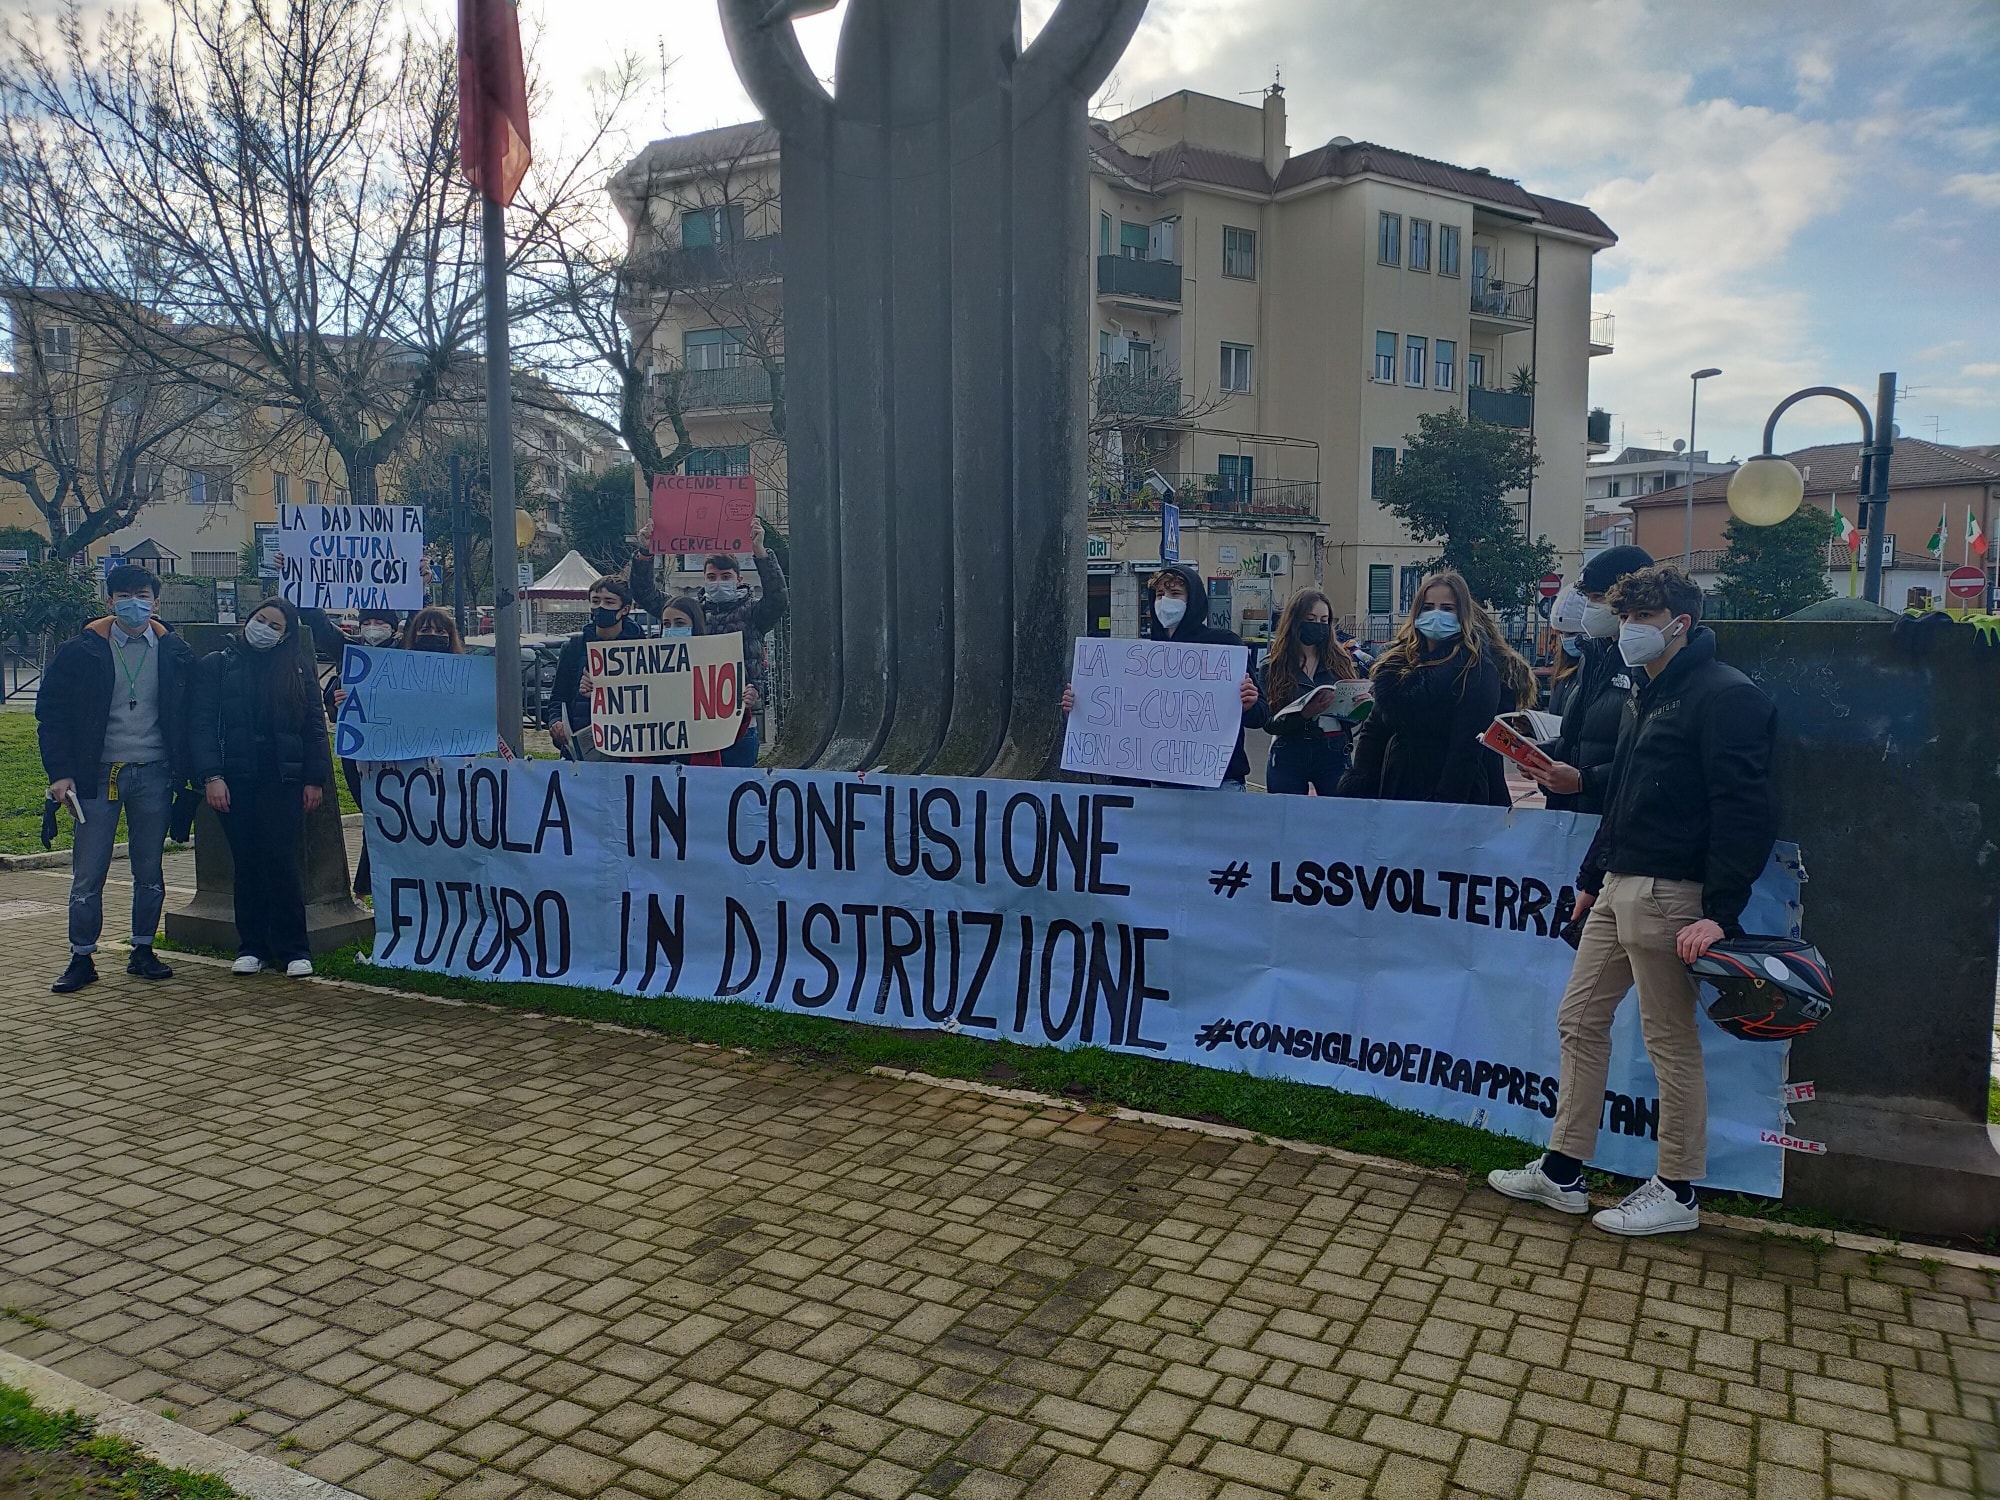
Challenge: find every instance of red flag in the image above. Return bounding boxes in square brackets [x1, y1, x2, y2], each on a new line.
[459, 0, 531, 206]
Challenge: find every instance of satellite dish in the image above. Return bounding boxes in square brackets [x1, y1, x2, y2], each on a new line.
[1672, 439, 1686, 453]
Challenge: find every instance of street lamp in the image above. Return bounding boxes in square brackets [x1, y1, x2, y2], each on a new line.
[1727, 374, 1898, 604]
[1683, 368, 1722, 568]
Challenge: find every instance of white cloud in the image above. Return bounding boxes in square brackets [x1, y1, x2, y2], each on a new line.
[1964, 363, 2000, 378]
[1943, 172, 2000, 207]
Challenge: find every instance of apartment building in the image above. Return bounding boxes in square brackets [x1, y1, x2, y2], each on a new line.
[612, 86, 1615, 638]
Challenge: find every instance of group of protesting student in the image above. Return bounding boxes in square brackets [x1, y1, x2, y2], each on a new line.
[43, 533, 1774, 1235]
[37, 547, 791, 991]
[1066, 545, 1779, 1236]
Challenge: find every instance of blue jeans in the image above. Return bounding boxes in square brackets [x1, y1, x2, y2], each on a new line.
[720, 725, 761, 768]
[1267, 735, 1346, 796]
[69, 759, 173, 954]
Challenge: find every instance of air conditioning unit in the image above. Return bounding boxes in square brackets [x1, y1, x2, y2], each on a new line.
[1263, 552, 1288, 575]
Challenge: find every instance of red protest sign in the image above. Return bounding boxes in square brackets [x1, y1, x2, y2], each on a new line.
[651, 474, 757, 556]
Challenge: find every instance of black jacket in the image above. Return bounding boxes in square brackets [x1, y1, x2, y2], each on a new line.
[1580, 627, 1777, 932]
[1338, 642, 1508, 806]
[36, 617, 198, 798]
[1255, 658, 1354, 757]
[189, 640, 333, 789]
[632, 551, 789, 704]
[1153, 562, 1260, 785]
[545, 617, 649, 733]
[1545, 636, 1637, 814]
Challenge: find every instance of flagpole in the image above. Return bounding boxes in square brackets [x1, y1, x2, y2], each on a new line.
[485, 195, 524, 758]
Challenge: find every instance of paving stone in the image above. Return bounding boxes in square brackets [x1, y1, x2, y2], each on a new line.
[0, 892, 1991, 1500]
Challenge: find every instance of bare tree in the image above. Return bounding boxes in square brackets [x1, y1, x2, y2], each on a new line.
[527, 119, 787, 501]
[0, 292, 227, 558]
[0, 0, 597, 511]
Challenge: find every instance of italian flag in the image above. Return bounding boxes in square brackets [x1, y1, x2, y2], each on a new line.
[1970, 508, 1988, 557]
[1927, 508, 1946, 558]
[1833, 501, 1858, 550]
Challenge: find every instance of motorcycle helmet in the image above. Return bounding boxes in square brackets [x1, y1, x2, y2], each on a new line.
[1690, 935, 1833, 1041]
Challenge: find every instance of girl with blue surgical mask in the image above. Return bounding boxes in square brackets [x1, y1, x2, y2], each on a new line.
[1337, 570, 1511, 806]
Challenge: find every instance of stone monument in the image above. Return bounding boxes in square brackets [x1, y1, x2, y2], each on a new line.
[718, 0, 1149, 776]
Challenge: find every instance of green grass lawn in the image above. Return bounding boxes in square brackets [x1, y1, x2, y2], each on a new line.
[0, 1375, 238, 1500]
[0, 714, 354, 854]
[0, 713, 66, 854]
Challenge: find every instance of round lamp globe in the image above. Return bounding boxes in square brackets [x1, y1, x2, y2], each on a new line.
[1727, 455, 1805, 526]
[515, 510, 537, 549]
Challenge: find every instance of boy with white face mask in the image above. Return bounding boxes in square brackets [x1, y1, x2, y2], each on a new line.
[38, 565, 198, 992]
[1491, 564, 1776, 1237]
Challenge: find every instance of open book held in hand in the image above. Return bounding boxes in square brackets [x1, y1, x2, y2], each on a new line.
[1270, 680, 1372, 729]
[1479, 715, 1556, 776]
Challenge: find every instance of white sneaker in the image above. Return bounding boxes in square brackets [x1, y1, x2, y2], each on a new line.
[284, 959, 314, 978]
[1486, 1156, 1590, 1215]
[230, 955, 264, 975]
[1593, 1176, 1699, 1237]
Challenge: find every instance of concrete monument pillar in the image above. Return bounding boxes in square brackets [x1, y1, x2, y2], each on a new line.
[718, 0, 1149, 776]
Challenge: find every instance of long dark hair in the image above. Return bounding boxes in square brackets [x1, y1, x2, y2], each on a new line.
[401, 607, 465, 653]
[1263, 590, 1356, 710]
[239, 596, 311, 721]
[661, 595, 709, 635]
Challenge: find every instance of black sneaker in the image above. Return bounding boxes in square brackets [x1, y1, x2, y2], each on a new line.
[127, 947, 174, 981]
[52, 954, 98, 993]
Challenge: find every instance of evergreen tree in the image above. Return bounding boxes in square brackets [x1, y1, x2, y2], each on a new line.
[563, 465, 640, 573]
[1716, 507, 1835, 619]
[1378, 408, 1553, 608]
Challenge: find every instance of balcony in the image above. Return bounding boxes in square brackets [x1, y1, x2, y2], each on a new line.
[676, 362, 776, 411]
[1468, 385, 1533, 429]
[1095, 371, 1182, 420]
[1096, 254, 1182, 306]
[653, 233, 784, 289]
[1470, 277, 1536, 332]
[1589, 310, 1615, 356]
[1090, 473, 1318, 521]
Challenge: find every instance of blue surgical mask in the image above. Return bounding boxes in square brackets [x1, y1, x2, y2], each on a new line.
[1415, 609, 1461, 641]
[1561, 634, 1584, 658]
[111, 597, 154, 632]
[664, 625, 693, 638]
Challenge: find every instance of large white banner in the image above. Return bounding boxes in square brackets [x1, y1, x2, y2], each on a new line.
[360, 762, 1797, 1196]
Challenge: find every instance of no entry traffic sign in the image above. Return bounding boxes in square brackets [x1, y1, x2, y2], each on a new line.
[1947, 566, 1985, 601]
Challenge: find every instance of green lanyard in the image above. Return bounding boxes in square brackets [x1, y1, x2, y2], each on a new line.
[114, 632, 149, 709]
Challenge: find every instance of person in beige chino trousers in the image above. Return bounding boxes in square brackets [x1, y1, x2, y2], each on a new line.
[1491, 564, 1777, 1237]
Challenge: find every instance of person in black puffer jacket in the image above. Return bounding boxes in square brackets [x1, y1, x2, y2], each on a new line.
[1537, 545, 1653, 814]
[1338, 570, 1510, 806]
[189, 597, 332, 977]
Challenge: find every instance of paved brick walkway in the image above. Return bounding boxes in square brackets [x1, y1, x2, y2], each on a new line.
[0, 884, 1996, 1500]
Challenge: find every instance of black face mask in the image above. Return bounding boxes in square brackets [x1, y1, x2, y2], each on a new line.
[413, 635, 451, 652]
[1298, 621, 1331, 648]
[591, 607, 623, 631]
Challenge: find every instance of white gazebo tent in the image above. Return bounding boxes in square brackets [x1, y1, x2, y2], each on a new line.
[520, 550, 602, 633]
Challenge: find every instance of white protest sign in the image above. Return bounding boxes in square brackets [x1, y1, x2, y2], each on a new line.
[588, 632, 744, 758]
[359, 762, 1801, 1198]
[278, 503, 425, 611]
[1061, 636, 1249, 787]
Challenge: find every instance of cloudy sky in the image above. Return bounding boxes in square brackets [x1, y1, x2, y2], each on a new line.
[505, 0, 1999, 465]
[30, 0, 1998, 462]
